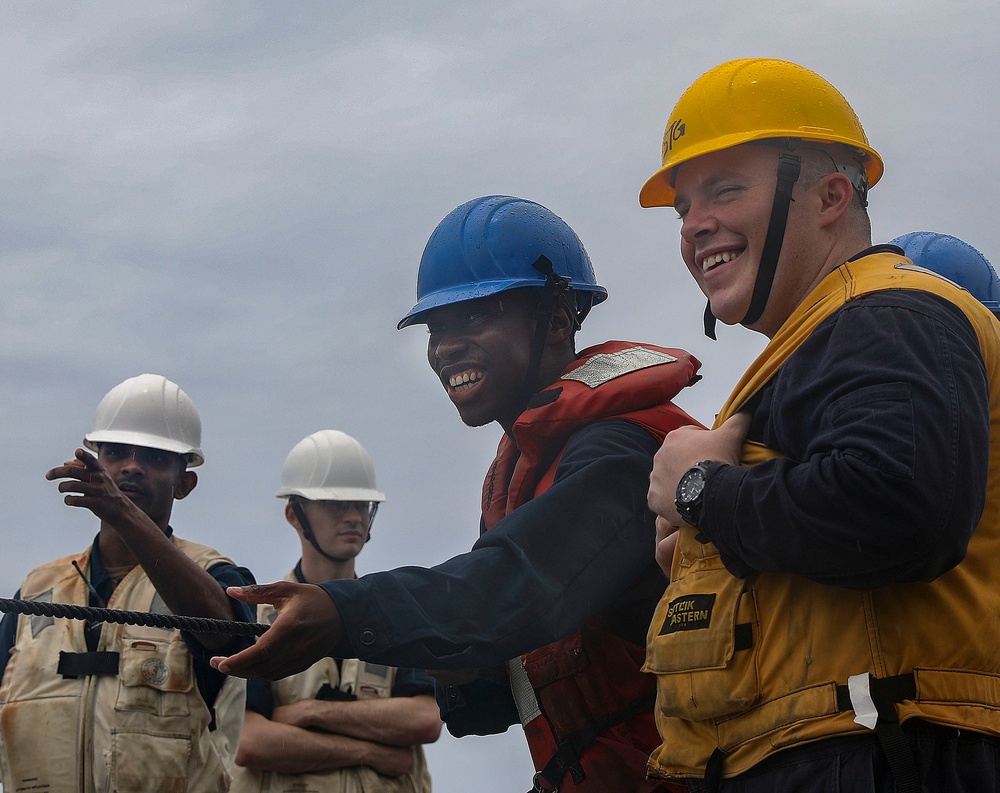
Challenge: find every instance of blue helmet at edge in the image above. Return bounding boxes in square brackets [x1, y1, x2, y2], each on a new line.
[398, 195, 609, 329]
[890, 231, 1000, 316]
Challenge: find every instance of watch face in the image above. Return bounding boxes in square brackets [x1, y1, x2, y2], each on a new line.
[677, 469, 705, 504]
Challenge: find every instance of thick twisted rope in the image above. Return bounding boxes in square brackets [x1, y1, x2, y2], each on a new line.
[0, 598, 269, 637]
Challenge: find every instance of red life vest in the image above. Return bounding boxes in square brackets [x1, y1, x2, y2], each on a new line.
[482, 341, 701, 792]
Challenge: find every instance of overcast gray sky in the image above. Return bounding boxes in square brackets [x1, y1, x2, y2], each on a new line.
[1, 1, 998, 789]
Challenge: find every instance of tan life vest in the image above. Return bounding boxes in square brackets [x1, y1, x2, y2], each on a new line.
[229, 573, 432, 793]
[645, 253, 1000, 781]
[0, 535, 246, 793]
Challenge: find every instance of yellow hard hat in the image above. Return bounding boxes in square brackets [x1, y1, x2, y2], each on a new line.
[639, 58, 884, 208]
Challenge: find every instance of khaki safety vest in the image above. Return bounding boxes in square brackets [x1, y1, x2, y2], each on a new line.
[229, 572, 432, 793]
[645, 253, 1000, 781]
[0, 536, 246, 793]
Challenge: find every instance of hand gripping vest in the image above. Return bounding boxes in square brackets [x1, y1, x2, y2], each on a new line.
[644, 253, 1000, 783]
[0, 536, 246, 793]
[481, 341, 702, 792]
[230, 572, 432, 793]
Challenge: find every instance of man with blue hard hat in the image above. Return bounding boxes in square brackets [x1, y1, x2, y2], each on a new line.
[214, 195, 701, 792]
[890, 231, 1000, 318]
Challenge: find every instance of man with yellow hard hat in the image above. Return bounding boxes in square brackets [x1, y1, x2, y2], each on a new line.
[642, 58, 1000, 792]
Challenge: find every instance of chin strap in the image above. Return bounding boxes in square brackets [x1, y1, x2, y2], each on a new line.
[740, 145, 802, 328]
[522, 256, 573, 403]
[703, 300, 718, 340]
[291, 498, 378, 564]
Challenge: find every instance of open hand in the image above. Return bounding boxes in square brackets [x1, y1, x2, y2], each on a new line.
[211, 581, 344, 680]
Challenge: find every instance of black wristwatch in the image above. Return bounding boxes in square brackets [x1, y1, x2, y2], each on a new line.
[675, 461, 713, 528]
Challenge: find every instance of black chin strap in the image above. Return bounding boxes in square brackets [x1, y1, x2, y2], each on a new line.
[522, 256, 573, 403]
[739, 145, 802, 328]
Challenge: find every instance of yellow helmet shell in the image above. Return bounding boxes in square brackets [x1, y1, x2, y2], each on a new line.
[639, 58, 884, 208]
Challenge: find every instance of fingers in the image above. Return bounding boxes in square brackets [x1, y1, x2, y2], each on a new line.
[721, 411, 752, 440]
[224, 581, 294, 605]
[655, 529, 680, 576]
[210, 629, 308, 680]
[654, 515, 678, 543]
[46, 449, 98, 481]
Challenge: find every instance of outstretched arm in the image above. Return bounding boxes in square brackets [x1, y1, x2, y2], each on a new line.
[47, 449, 238, 649]
[217, 420, 662, 675]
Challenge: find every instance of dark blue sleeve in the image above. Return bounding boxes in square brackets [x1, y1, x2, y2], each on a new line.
[391, 666, 436, 697]
[0, 590, 21, 683]
[188, 562, 257, 712]
[436, 674, 520, 737]
[320, 420, 661, 669]
[702, 291, 990, 589]
[245, 678, 275, 718]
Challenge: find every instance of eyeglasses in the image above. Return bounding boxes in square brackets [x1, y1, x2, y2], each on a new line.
[308, 500, 378, 521]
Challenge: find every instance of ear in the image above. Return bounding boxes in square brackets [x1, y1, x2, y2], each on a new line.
[547, 300, 576, 346]
[173, 471, 198, 500]
[284, 500, 303, 531]
[815, 172, 854, 229]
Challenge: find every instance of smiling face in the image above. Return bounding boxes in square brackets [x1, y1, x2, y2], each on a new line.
[673, 143, 829, 337]
[423, 290, 538, 431]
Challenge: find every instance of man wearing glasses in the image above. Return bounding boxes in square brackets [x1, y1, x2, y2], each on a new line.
[230, 429, 441, 793]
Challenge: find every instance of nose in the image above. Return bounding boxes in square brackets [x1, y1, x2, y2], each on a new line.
[343, 502, 365, 521]
[680, 201, 717, 245]
[119, 451, 146, 475]
[428, 330, 468, 366]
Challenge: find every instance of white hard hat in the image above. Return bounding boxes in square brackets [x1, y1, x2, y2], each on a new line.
[276, 430, 386, 502]
[83, 374, 205, 467]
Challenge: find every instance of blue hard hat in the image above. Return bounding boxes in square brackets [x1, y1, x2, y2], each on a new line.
[398, 195, 608, 329]
[890, 231, 1000, 314]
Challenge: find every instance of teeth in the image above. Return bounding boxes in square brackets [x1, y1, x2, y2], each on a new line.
[449, 371, 483, 388]
[701, 250, 739, 271]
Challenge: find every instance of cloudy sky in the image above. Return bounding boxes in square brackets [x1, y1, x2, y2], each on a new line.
[1, 1, 998, 789]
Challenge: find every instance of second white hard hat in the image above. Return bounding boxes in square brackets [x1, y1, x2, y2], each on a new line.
[276, 429, 386, 502]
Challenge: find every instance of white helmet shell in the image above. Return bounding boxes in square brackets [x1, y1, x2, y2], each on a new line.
[276, 430, 386, 502]
[83, 374, 205, 467]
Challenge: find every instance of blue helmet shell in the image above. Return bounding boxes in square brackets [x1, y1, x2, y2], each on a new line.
[398, 195, 608, 329]
[891, 231, 1000, 314]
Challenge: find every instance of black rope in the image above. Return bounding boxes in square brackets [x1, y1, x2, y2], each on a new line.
[0, 598, 269, 637]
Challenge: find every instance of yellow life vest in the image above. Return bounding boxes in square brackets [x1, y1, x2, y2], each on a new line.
[229, 571, 432, 793]
[645, 252, 1000, 781]
[0, 536, 246, 793]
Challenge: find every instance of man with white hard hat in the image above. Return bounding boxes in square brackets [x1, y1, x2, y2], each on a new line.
[231, 429, 440, 793]
[0, 373, 256, 793]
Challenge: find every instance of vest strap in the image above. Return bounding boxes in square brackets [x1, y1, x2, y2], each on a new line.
[836, 673, 920, 793]
[531, 693, 657, 791]
[57, 650, 119, 678]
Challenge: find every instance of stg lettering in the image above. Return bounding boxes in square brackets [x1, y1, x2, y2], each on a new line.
[662, 118, 686, 156]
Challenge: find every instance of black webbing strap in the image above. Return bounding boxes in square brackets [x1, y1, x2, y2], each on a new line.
[704, 747, 726, 793]
[523, 255, 572, 403]
[740, 148, 801, 327]
[530, 693, 656, 792]
[703, 300, 718, 341]
[58, 650, 119, 678]
[836, 673, 920, 793]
